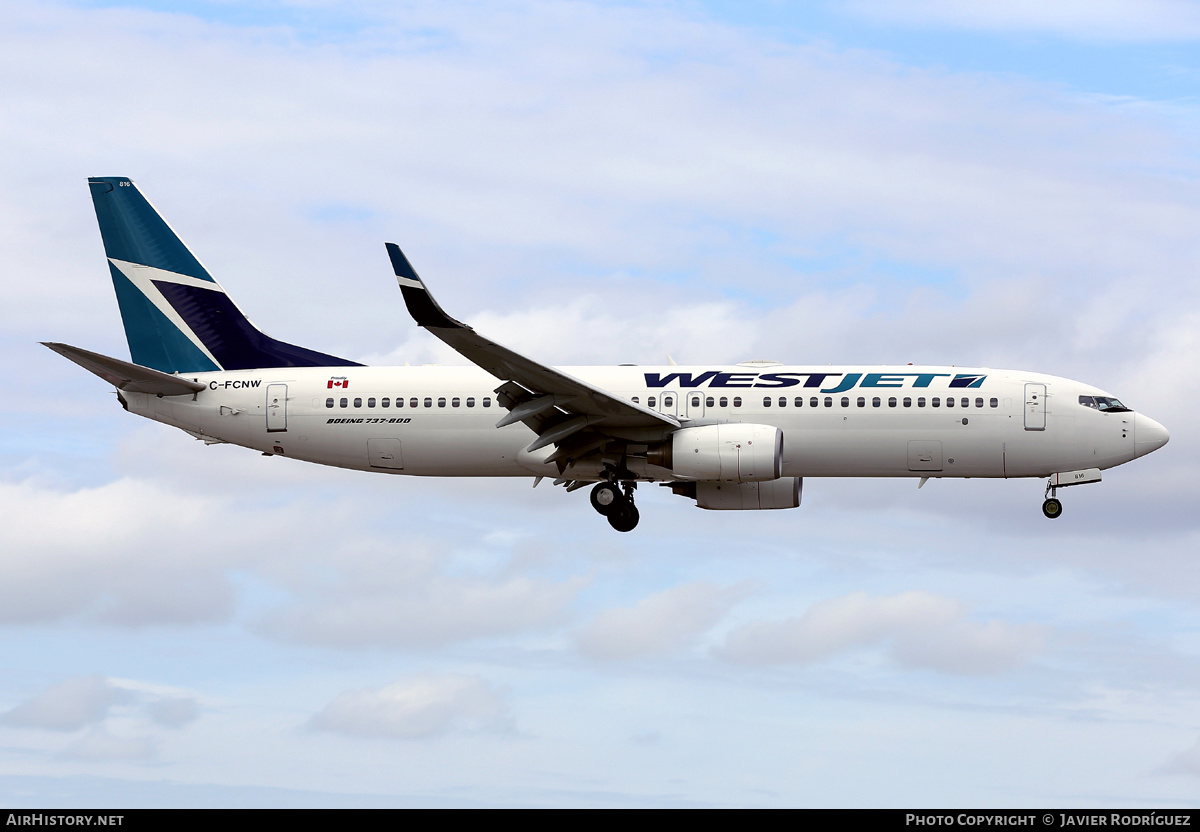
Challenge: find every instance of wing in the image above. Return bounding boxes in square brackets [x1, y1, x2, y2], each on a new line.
[385, 244, 678, 465]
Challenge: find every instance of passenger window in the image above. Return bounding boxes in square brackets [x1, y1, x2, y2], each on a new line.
[975, 397, 983, 408]
[810, 397, 818, 408]
[424, 398, 432, 408]
[841, 396, 849, 407]
[367, 398, 376, 408]
[664, 396, 674, 407]
[692, 396, 702, 407]
[438, 397, 446, 408]
[872, 397, 881, 407]
[719, 397, 727, 407]
[932, 397, 940, 407]
[397, 397, 405, 408]
[763, 397, 772, 407]
[917, 397, 925, 407]
[340, 398, 348, 408]
[647, 397, 656, 407]
[990, 398, 998, 408]
[961, 397, 969, 408]
[326, 398, 334, 408]
[857, 397, 865, 407]
[795, 397, 803, 407]
[452, 397, 460, 407]
[483, 397, 492, 408]
[946, 397, 954, 408]
[824, 397, 833, 407]
[733, 397, 742, 407]
[707, 397, 715, 407]
[382, 398, 390, 408]
[354, 398, 362, 408]
[467, 397, 475, 407]
[410, 398, 418, 408]
[903, 397, 911, 408]
[888, 397, 897, 407]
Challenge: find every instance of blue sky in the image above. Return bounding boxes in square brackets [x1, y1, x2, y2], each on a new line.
[1, 0, 1198, 807]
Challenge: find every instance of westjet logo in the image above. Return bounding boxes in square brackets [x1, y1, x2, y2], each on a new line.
[643, 371, 987, 392]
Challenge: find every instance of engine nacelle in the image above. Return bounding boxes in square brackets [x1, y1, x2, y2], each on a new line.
[670, 423, 783, 483]
[696, 477, 802, 510]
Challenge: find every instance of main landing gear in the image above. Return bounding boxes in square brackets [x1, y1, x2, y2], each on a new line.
[591, 481, 640, 532]
[1042, 480, 1063, 519]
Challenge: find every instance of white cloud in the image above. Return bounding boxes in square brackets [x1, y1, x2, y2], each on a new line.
[309, 673, 507, 740]
[0, 675, 204, 743]
[717, 591, 1043, 674]
[0, 675, 130, 732]
[145, 697, 200, 729]
[0, 478, 242, 626]
[261, 571, 585, 649]
[1159, 736, 1200, 777]
[845, 0, 1200, 41]
[575, 581, 749, 660]
[60, 728, 156, 762]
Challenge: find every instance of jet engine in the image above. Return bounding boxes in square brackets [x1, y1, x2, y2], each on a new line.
[664, 423, 783, 483]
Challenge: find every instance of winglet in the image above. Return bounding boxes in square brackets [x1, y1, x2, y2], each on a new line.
[385, 243, 465, 330]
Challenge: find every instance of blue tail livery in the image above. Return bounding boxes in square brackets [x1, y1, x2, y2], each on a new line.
[88, 177, 360, 372]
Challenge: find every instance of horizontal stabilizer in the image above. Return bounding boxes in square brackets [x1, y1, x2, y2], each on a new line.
[42, 342, 206, 396]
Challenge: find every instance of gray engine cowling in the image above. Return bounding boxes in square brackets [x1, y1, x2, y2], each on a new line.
[696, 477, 802, 510]
[670, 423, 783, 483]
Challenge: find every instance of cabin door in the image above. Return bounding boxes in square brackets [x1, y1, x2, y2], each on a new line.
[1024, 383, 1046, 431]
[266, 384, 288, 433]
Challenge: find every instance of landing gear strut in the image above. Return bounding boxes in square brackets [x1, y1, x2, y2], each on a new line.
[1042, 480, 1063, 519]
[591, 481, 639, 532]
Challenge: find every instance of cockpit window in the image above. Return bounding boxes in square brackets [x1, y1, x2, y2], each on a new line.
[1080, 394, 1132, 412]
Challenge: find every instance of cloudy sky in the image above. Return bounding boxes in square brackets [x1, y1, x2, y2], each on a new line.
[1, 0, 1198, 808]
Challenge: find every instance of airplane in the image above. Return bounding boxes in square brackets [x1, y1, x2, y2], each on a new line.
[45, 177, 1170, 532]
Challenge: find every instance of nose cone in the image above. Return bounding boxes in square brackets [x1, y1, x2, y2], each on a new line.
[1135, 413, 1170, 458]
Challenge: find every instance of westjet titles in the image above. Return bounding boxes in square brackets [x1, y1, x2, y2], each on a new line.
[643, 371, 986, 390]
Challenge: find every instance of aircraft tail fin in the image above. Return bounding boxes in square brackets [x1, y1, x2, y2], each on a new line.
[88, 177, 361, 373]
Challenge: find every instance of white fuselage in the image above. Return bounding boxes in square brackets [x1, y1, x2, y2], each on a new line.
[123, 363, 1159, 482]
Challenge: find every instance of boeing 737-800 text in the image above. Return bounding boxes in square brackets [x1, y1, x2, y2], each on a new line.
[45, 178, 1170, 532]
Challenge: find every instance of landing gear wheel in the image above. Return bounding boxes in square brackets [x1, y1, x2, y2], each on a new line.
[590, 482, 619, 516]
[606, 499, 640, 532]
[1042, 498, 1063, 519]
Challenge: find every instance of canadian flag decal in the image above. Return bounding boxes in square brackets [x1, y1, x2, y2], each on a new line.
[328, 377, 349, 389]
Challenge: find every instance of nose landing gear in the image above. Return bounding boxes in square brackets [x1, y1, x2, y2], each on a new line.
[1039, 468, 1102, 519]
[591, 481, 639, 532]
